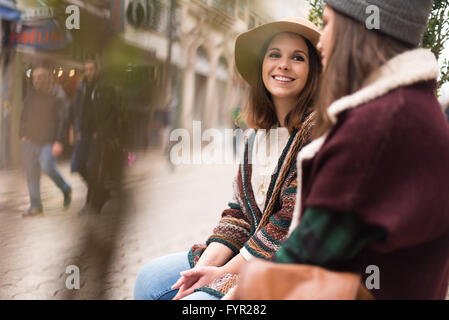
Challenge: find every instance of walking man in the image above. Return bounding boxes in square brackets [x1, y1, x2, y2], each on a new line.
[19, 65, 72, 217]
[70, 60, 120, 215]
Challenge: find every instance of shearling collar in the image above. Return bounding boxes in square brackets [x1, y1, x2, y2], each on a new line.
[288, 48, 440, 236]
[327, 48, 439, 123]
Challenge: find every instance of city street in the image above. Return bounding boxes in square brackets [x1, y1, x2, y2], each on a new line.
[1, 0, 448, 302]
[1, 150, 448, 300]
[0, 150, 237, 299]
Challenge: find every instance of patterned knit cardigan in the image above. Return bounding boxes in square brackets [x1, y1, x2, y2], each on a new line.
[188, 112, 315, 298]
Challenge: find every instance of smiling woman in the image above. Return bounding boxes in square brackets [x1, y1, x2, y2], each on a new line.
[262, 33, 311, 127]
[133, 17, 322, 301]
[240, 19, 321, 134]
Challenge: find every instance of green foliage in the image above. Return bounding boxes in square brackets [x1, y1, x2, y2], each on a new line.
[308, 0, 449, 90]
[307, 0, 324, 29]
[423, 0, 449, 89]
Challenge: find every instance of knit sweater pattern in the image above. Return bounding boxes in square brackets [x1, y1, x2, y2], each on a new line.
[188, 112, 315, 298]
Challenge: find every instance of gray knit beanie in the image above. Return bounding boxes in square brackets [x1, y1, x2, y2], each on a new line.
[324, 0, 433, 46]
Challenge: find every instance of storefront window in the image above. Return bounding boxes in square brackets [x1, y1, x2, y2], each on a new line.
[147, 0, 164, 32]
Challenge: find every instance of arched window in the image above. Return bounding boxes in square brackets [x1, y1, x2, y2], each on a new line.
[126, 0, 148, 28]
[215, 56, 230, 126]
[126, 0, 166, 31]
[193, 47, 210, 121]
[216, 56, 229, 81]
[147, 0, 163, 31]
[195, 47, 210, 76]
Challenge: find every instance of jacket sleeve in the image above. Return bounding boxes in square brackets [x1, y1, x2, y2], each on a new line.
[70, 84, 84, 137]
[241, 173, 297, 260]
[67, 93, 76, 135]
[274, 207, 386, 269]
[95, 85, 120, 140]
[55, 96, 69, 143]
[206, 166, 252, 255]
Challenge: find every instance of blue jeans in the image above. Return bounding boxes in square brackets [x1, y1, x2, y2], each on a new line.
[134, 252, 219, 300]
[21, 140, 71, 209]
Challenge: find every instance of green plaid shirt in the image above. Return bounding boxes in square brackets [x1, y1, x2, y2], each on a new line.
[274, 207, 386, 268]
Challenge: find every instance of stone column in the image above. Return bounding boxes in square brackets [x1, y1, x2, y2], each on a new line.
[204, 51, 220, 129]
[181, 43, 198, 131]
[223, 58, 235, 127]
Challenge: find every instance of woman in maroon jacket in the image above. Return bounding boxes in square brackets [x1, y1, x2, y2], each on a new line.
[238, 0, 449, 300]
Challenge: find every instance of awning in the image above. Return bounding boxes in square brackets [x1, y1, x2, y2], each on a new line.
[0, 0, 21, 21]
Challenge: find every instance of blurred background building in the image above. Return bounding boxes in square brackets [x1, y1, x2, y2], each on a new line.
[0, 0, 120, 168]
[121, 0, 308, 140]
[0, 0, 309, 169]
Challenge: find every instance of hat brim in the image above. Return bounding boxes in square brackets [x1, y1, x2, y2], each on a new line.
[235, 18, 321, 86]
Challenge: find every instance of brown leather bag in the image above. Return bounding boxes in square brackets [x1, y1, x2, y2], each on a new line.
[230, 260, 373, 300]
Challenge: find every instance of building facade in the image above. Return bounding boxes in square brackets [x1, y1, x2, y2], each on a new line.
[123, 0, 307, 131]
[0, 0, 308, 168]
[0, 0, 117, 168]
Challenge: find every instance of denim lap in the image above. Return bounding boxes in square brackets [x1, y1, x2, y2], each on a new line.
[181, 291, 220, 300]
[134, 252, 190, 300]
[134, 252, 219, 300]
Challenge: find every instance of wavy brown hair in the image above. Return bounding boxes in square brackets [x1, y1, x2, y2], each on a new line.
[244, 33, 322, 134]
[313, 9, 414, 138]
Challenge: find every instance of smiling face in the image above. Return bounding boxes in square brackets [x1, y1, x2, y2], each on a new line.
[317, 6, 335, 69]
[262, 32, 310, 108]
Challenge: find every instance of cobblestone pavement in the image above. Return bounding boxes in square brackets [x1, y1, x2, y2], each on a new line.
[1, 151, 448, 300]
[0, 151, 237, 300]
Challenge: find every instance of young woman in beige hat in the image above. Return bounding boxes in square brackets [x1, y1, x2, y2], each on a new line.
[134, 17, 322, 300]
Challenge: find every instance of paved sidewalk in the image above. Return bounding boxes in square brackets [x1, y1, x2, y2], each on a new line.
[0, 151, 236, 299]
[1, 151, 448, 300]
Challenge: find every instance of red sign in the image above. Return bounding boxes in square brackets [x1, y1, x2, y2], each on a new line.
[6, 20, 71, 50]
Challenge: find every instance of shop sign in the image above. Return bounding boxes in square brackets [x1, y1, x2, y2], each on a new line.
[6, 19, 72, 50]
[21, 6, 53, 21]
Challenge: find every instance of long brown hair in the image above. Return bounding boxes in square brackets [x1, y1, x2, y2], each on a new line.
[313, 9, 414, 138]
[244, 33, 322, 134]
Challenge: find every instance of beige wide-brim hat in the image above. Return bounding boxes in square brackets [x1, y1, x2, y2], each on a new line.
[235, 17, 321, 86]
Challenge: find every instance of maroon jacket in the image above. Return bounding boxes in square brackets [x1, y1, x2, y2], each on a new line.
[294, 49, 449, 299]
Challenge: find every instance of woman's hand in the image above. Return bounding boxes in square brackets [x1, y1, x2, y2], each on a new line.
[172, 253, 247, 300]
[171, 266, 225, 300]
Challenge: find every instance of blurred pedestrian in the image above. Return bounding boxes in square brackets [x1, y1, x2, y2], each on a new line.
[19, 65, 72, 217]
[160, 95, 176, 169]
[70, 60, 120, 215]
[134, 17, 322, 300]
[240, 0, 449, 300]
[231, 104, 247, 156]
[51, 73, 71, 151]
